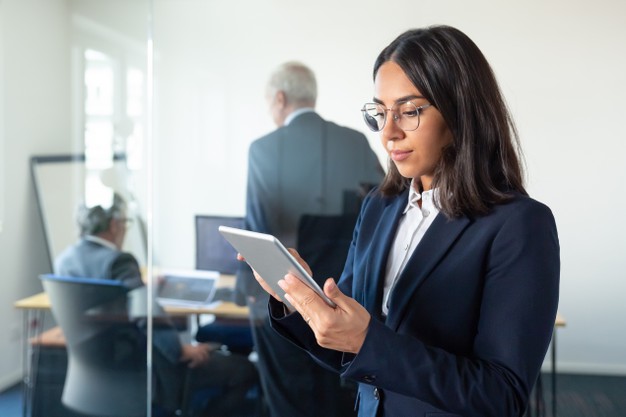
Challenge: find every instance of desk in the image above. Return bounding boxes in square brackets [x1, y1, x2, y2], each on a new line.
[15, 292, 51, 417]
[14, 280, 249, 417]
[15, 273, 248, 316]
[15, 291, 249, 319]
[30, 326, 66, 347]
[17, 290, 565, 417]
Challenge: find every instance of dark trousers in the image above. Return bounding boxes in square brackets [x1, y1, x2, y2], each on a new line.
[251, 313, 356, 417]
[154, 349, 259, 416]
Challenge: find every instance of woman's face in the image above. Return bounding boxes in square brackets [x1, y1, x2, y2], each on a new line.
[374, 61, 452, 190]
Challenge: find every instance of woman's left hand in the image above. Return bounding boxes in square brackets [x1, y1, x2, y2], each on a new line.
[278, 272, 371, 354]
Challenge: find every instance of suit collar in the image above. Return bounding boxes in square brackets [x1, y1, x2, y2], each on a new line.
[284, 108, 316, 125]
[362, 189, 408, 321]
[83, 235, 117, 251]
[384, 213, 471, 329]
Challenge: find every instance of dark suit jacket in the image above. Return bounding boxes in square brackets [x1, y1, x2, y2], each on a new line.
[270, 188, 560, 417]
[235, 111, 384, 416]
[236, 111, 384, 309]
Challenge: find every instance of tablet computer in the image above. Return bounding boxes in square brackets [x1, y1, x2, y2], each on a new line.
[218, 226, 336, 309]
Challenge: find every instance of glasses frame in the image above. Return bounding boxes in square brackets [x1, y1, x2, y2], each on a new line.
[116, 217, 134, 227]
[360, 100, 432, 132]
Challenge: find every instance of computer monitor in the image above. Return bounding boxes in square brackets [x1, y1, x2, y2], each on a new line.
[195, 215, 244, 274]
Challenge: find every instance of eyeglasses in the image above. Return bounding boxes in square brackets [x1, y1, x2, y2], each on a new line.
[360, 101, 432, 132]
[117, 217, 134, 228]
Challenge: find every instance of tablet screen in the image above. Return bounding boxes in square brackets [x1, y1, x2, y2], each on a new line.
[218, 226, 336, 309]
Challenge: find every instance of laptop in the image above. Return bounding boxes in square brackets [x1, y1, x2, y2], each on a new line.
[156, 269, 219, 308]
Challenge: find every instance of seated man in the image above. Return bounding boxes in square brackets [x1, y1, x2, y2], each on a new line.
[55, 192, 258, 416]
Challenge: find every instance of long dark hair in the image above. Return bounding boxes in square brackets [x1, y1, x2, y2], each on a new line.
[375, 25, 526, 218]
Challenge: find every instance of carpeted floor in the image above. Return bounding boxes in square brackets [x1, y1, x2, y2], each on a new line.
[2, 372, 625, 416]
[538, 373, 626, 417]
[524, 373, 626, 417]
[0, 383, 21, 416]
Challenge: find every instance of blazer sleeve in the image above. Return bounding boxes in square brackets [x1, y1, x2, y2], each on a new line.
[110, 252, 144, 289]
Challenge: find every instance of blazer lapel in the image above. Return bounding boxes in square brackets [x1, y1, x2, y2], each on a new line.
[361, 190, 407, 321]
[385, 214, 471, 330]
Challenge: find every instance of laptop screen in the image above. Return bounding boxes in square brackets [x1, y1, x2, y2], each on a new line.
[157, 269, 218, 306]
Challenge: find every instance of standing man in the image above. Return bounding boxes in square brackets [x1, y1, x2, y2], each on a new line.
[235, 62, 384, 417]
[56, 192, 258, 416]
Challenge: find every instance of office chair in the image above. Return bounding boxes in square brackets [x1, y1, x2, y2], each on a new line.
[40, 274, 148, 416]
[41, 275, 196, 417]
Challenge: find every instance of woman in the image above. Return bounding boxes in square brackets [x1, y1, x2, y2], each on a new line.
[253, 25, 560, 417]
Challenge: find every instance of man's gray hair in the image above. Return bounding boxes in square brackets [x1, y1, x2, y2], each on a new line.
[77, 192, 126, 236]
[267, 61, 317, 107]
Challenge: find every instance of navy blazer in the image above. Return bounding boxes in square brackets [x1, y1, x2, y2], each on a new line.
[270, 188, 560, 417]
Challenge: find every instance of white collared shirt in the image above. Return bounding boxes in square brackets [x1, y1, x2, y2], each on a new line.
[84, 234, 118, 251]
[284, 107, 315, 125]
[382, 183, 440, 315]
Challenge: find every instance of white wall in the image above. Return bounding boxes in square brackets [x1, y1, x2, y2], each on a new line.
[1, 0, 624, 392]
[0, 0, 72, 389]
[151, 0, 626, 374]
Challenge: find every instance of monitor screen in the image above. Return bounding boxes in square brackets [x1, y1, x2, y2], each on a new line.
[195, 215, 244, 274]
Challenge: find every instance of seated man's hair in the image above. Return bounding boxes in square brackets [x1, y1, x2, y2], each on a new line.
[77, 192, 126, 236]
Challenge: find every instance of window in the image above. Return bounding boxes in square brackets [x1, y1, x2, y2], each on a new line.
[80, 47, 146, 208]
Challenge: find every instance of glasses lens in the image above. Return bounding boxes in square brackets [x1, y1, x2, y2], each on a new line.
[396, 101, 419, 131]
[362, 103, 384, 132]
[119, 217, 133, 228]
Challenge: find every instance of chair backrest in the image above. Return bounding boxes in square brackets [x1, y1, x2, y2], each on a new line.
[40, 274, 148, 416]
[296, 213, 358, 285]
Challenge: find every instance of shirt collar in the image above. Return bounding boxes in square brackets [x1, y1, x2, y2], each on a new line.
[403, 180, 439, 215]
[284, 107, 315, 125]
[84, 234, 118, 251]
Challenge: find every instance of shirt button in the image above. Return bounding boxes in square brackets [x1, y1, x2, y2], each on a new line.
[422, 209, 430, 217]
[373, 387, 380, 400]
[404, 243, 409, 251]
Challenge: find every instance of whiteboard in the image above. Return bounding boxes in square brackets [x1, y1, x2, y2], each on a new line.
[31, 154, 146, 271]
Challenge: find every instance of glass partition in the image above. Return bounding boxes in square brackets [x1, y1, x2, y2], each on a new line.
[28, 1, 155, 416]
[30, 2, 264, 415]
[27, 1, 384, 416]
